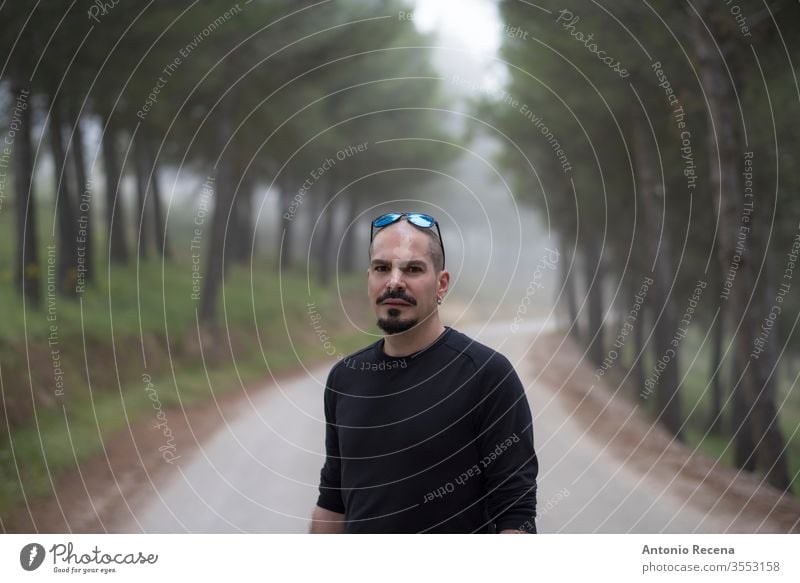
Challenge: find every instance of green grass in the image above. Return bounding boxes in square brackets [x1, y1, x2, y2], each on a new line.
[615, 322, 800, 493]
[682, 326, 799, 486]
[0, 209, 376, 524]
[0, 324, 370, 523]
[1, 257, 339, 342]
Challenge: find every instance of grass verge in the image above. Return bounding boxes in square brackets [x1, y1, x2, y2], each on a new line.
[0, 249, 374, 524]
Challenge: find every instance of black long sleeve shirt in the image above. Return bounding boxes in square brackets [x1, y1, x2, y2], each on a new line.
[316, 326, 538, 533]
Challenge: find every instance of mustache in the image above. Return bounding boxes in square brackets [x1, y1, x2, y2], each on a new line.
[377, 290, 417, 305]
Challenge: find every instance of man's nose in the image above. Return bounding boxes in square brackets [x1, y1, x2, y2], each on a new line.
[387, 267, 405, 288]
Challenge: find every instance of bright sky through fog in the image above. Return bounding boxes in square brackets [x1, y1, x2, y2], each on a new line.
[412, 0, 501, 55]
[412, 0, 505, 91]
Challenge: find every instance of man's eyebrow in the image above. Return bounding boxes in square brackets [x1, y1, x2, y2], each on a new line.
[404, 259, 427, 267]
[369, 258, 428, 267]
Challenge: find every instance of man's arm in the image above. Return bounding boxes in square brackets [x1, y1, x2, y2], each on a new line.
[310, 505, 345, 533]
[474, 354, 538, 534]
[312, 367, 347, 533]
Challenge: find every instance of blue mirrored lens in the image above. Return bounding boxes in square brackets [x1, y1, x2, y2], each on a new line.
[407, 213, 435, 227]
[373, 213, 402, 227]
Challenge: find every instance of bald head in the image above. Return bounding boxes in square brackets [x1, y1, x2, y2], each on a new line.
[369, 220, 444, 272]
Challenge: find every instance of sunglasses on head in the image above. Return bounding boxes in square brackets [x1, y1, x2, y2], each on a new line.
[370, 212, 445, 269]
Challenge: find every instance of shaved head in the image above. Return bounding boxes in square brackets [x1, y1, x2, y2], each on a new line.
[369, 221, 444, 272]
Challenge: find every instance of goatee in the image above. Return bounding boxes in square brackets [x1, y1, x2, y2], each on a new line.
[377, 308, 418, 335]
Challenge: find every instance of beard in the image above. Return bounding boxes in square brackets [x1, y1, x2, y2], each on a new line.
[376, 289, 419, 335]
[377, 308, 418, 335]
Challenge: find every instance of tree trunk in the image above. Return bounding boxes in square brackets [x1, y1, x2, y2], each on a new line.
[340, 191, 360, 273]
[48, 95, 80, 294]
[560, 233, 580, 338]
[631, 277, 646, 394]
[582, 238, 605, 367]
[707, 276, 725, 435]
[731, 354, 756, 471]
[134, 132, 153, 259]
[140, 130, 169, 259]
[12, 83, 41, 306]
[200, 93, 235, 324]
[691, 0, 790, 490]
[316, 176, 337, 286]
[307, 175, 326, 271]
[744, 170, 789, 488]
[277, 172, 295, 271]
[70, 105, 93, 285]
[630, 106, 682, 439]
[101, 114, 129, 263]
[228, 174, 254, 265]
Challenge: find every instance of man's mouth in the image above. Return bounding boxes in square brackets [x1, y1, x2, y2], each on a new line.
[381, 299, 411, 306]
[377, 291, 416, 306]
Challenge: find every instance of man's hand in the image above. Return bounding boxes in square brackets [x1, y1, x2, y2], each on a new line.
[499, 529, 525, 534]
[310, 505, 345, 533]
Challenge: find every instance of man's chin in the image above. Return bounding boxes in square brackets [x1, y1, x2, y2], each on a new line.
[377, 316, 418, 335]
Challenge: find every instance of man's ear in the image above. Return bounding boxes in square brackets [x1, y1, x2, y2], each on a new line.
[438, 269, 450, 294]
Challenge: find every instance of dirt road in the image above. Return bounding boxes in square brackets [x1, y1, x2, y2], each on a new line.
[118, 318, 800, 533]
[9, 317, 798, 533]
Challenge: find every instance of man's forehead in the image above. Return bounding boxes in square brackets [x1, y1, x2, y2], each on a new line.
[372, 224, 434, 263]
[373, 222, 430, 250]
[371, 246, 429, 263]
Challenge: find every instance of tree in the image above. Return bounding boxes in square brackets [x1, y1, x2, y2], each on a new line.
[1, 4, 44, 305]
[11, 82, 40, 305]
[48, 94, 80, 294]
[690, 0, 792, 491]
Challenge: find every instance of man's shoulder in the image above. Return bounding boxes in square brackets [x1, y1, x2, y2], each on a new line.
[343, 340, 381, 361]
[442, 328, 514, 373]
[328, 339, 382, 376]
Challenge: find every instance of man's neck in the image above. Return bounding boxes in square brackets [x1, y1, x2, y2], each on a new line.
[382, 318, 446, 357]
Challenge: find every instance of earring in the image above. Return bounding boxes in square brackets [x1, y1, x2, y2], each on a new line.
[437, 297, 443, 305]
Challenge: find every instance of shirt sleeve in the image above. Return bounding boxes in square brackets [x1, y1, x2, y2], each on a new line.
[474, 353, 538, 533]
[316, 366, 346, 514]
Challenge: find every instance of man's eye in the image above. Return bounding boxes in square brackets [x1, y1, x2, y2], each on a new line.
[374, 265, 388, 272]
[406, 266, 422, 273]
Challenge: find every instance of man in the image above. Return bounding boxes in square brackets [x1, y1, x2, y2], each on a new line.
[310, 212, 538, 533]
